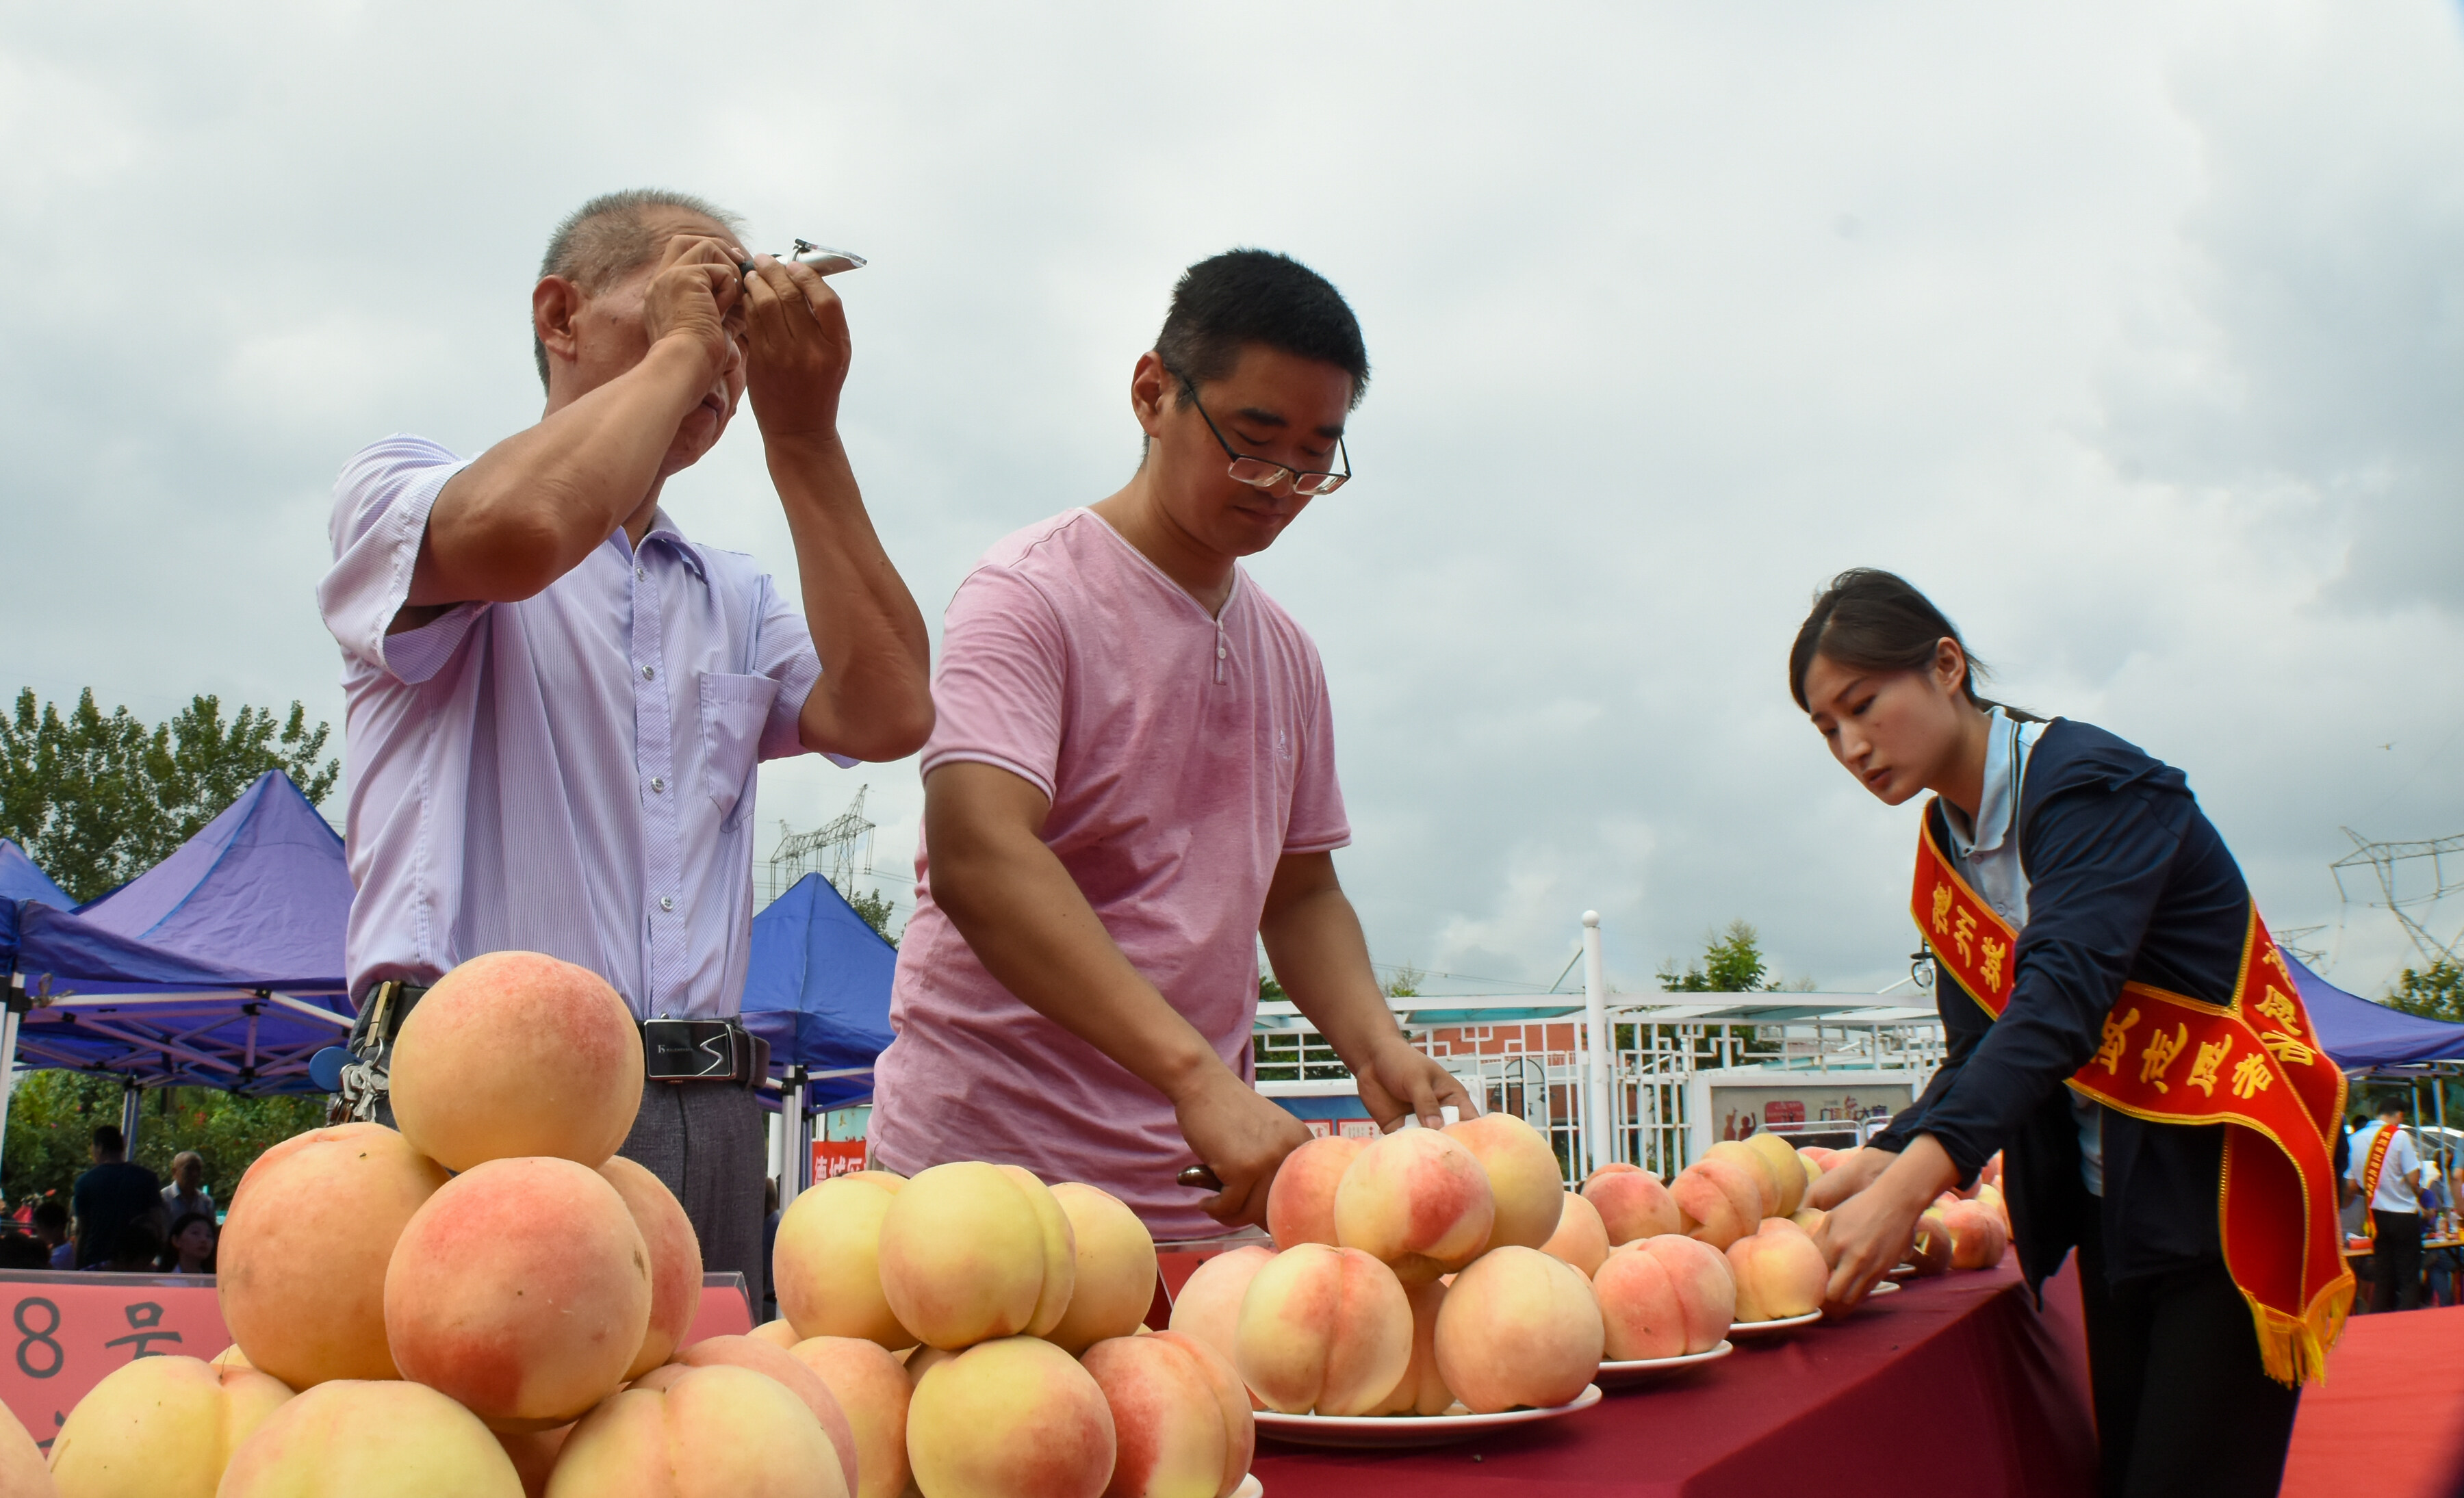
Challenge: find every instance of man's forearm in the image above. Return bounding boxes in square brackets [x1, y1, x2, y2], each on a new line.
[771, 434, 933, 762]
[415, 337, 715, 605]
[1259, 876, 1413, 1074]
[932, 823, 1225, 1100]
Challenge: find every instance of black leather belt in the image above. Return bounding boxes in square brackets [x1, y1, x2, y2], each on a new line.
[350, 979, 765, 1087]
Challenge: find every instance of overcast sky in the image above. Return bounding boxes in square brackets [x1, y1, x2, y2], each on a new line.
[5, 1, 2461, 999]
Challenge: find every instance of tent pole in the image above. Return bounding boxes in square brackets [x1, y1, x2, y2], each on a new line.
[120, 1080, 142, 1159]
[0, 974, 23, 1195]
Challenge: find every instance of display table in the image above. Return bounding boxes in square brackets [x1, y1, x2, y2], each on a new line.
[1251, 1259, 2099, 1498]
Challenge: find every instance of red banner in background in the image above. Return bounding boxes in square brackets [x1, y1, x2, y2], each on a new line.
[812, 1140, 869, 1180]
[0, 1270, 755, 1447]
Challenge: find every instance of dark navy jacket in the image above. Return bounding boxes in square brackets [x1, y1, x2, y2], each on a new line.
[1871, 719, 2251, 1289]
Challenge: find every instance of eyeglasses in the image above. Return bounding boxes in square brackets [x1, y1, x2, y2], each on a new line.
[1166, 365, 1352, 497]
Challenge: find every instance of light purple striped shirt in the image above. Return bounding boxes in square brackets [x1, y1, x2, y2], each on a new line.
[318, 435, 845, 1020]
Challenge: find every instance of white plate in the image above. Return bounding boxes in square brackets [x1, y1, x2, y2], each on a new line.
[1824, 1278, 1901, 1316]
[1596, 1339, 1734, 1386]
[1234, 1477, 1262, 1498]
[1252, 1384, 1604, 1448]
[1725, 1308, 1823, 1335]
[1884, 1262, 1920, 1280]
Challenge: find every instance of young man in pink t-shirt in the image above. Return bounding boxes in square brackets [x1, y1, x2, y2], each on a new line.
[871, 250, 1470, 1239]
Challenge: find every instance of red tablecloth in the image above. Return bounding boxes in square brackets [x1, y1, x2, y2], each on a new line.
[1242, 1261, 2089, 1498]
[2281, 1302, 2464, 1498]
[1250, 1259, 2099, 1498]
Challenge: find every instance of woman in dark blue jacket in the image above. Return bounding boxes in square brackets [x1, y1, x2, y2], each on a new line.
[1789, 569, 2350, 1498]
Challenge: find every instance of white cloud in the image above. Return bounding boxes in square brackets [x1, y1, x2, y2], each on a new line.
[4, 0, 2461, 1002]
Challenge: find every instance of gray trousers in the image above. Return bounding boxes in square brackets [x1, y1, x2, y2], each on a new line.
[615, 1079, 767, 1297]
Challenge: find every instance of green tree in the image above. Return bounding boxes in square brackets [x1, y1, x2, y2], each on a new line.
[2389, 959, 2464, 1024]
[0, 688, 339, 903]
[845, 885, 900, 948]
[1259, 972, 1287, 1003]
[5, 1071, 323, 1212]
[1383, 964, 1426, 1000]
[1658, 920, 1784, 992]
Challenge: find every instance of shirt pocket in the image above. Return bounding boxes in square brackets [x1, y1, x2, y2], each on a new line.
[700, 672, 782, 831]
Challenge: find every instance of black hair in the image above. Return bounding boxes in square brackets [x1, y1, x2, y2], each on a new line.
[1153, 250, 1369, 409]
[109, 1216, 164, 1269]
[91, 1124, 125, 1155]
[29, 1200, 66, 1230]
[1789, 567, 2034, 719]
[0, 1235, 45, 1271]
[161, 1211, 218, 1273]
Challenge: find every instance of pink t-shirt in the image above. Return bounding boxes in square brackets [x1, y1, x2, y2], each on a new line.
[870, 508, 1349, 1239]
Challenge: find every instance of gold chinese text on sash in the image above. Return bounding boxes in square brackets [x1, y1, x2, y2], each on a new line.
[1912, 810, 2352, 1386]
[2357, 1123, 2398, 1242]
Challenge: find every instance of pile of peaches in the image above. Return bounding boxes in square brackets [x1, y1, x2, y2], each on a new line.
[2, 953, 897, 1498]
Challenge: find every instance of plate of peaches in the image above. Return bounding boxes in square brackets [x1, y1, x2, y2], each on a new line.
[1252, 1384, 1606, 1449]
[1595, 1339, 1734, 1386]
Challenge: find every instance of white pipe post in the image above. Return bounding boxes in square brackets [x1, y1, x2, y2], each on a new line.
[0, 983, 20, 1187]
[1582, 912, 1610, 1176]
[120, 1082, 142, 1159]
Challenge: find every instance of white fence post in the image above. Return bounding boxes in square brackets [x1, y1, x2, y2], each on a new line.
[1582, 911, 1610, 1176]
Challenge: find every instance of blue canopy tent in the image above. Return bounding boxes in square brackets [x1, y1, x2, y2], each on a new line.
[740, 873, 896, 1200]
[2, 772, 358, 1102]
[2291, 953, 2464, 1072]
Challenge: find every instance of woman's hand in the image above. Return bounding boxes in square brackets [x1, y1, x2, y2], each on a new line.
[1804, 1145, 1894, 1210]
[1812, 1135, 1960, 1306]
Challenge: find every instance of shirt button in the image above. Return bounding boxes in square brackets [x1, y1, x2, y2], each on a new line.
[641, 665, 656, 681]
[636, 567, 646, 580]
[1216, 645, 1227, 658]
[659, 896, 676, 912]
[650, 777, 667, 794]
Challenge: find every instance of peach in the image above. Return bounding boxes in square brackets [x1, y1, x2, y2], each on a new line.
[1975, 1182, 2010, 1229]
[1164, 1245, 1274, 1381]
[494, 1425, 570, 1498]
[1263, 1135, 1365, 1250]
[1432, 1245, 1603, 1415]
[877, 1163, 1075, 1350]
[1443, 1113, 1565, 1251]
[218, 1121, 450, 1386]
[1369, 1278, 1453, 1416]
[210, 1344, 252, 1370]
[0, 1403, 49, 1498]
[775, 1171, 914, 1350]
[788, 1338, 912, 1498]
[1726, 1219, 1829, 1321]
[1789, 1207, 1826, 1237]
[903, 1345, 955, 1392]
[750, 1319, 802, 1350]
[1046, 1183, 1159, 1355]
[1580, 1163, 1682, 1245]
[907, 1336, 1116, 1498]
[548, 1363, 846, 1498]
[1798, 1146, 1840, 1170]
[659, 1336, 858, 1493]
[1625, 1235, 1735, 1354]
[47, 1353, 292, 1495]
[384, 1156, 651, 1431]
[1981, 1150, 2005, 1189]
[1668, 1157, 1762, 1250]
[1940, 1202, 2008, 1270]
[1702, 1141, 1783, 1217]
[1082, 1331, 1254, 1498]
[388, 951, 644, 1172]
[1332, 1129, 1495, 1285]
[1539, 1191, 1612, 1276]
[1740, 1133, 1807, 1217]
[1233, 1244, 1413, 1416]
[1909, 1210, 1954, 1276]
[218, 1379, 524, 1497]
[599, 1156, 702, 1380]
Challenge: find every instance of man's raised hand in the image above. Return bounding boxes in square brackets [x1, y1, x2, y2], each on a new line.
[639, 233, 749, 375]
[741, 255, 853, 443]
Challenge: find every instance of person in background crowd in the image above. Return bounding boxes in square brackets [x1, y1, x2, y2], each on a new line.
[2346, 1097, 2423, 1313]
[161, 1152, 214, 1222]
[1793, 569, 2350, 1498]
[0, 1235, 47, 1271]
[869, 250, 1472, 1237]
[318, 189, 934, 1293]
[2420, 1148, 2458, 1308]
[29, 1201, 70, 1270]
[71, 1126, 164, 1269]
[2339, 1113, 2371, 1242]
[92, 1218, 164, 1274]
[160, 1212, 217, 1276]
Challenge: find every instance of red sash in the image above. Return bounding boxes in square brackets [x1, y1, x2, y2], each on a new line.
[1913, 810, 2352, 1386]
[2358, 1123, 2399, 1239]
